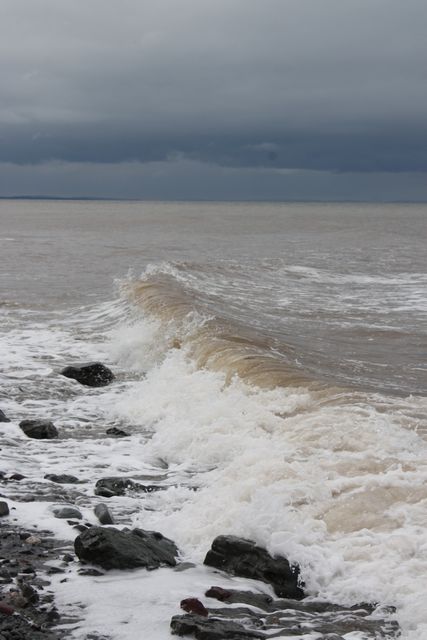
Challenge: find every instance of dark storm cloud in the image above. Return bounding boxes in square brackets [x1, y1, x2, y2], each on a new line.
[1, 0, 427, 188]
[3, 125, 427, 173]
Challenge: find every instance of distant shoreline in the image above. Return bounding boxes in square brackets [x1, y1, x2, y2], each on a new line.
[1, 196, 427, 204]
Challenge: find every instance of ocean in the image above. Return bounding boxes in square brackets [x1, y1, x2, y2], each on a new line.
[1, 199, 426, 639]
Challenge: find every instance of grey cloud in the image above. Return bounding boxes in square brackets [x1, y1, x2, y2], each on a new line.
[1, 0, 427, 195]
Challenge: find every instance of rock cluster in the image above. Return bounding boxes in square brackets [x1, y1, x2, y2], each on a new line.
[0, 525, 66, 640]
[170, 536, 399, 640]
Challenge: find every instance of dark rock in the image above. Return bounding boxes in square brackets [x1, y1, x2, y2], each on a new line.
[73, 524, 89, 533]
[62, 554, 74, 563]
[52, 506, 82, 520]
[45, 474, 79, 484]
[78, 568, 105, 577]
[60, 362, 115, 387]
[94, 476, 163, 497]
[205, 587, 273, 610]
[47, 566, 65, 575]
[0, 410, 10, 423]
[0, 502, 9, 517]
[74, 526, 179, 570]
[204, 536, 304, 600]
[18, 583, 39, 606]
[180, 598, 208, 617]
[105, 427, 129, 437]
[19, 420, 58, 440]
[94, 504, 114, 525]
[9, 473, 26, 481]
[170, 614, 265, 639]
[94, 477, 135, 497]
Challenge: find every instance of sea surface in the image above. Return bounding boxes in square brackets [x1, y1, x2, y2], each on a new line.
[0, 199, 426, 639]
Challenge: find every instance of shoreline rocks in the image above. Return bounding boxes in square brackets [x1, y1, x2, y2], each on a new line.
[204, 535, 304, 600]
[60, 362, 114, 387]
[0, 523, 70, 640]
[171, 585, 399, 640]
[74, 526, 179, 570]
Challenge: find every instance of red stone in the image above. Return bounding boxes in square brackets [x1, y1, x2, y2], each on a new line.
[180, 598, 208, 617]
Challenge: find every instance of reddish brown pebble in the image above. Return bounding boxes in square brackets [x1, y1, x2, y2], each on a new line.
[180, 598, 208, 617]
[205, 586, 232, 602]
[0, 601, 15, 616]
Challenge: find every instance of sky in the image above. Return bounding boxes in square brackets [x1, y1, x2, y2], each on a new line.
[1, 0, 427, 201]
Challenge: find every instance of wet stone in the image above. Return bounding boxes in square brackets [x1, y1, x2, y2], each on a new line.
[78, 568, 105, 577]
[105, 427, 129, 437]
[62, 554, 74, 563]
[204, 535, 304, 600]
[0, 410, 10, 423]
[94, 503, 114, 525]
[19, 420, 58, 440]
[9, 473, 26, 481]
[74, 526, 179, 570]
[60, 362, 115, 387]
[205, 587, 273, 610]
[52, 506, 82, 520]
[45, 474, 80, 484]
[170, 614, 265, 639]
[181, 598, 208, 617]
[95, 476, 163, 497]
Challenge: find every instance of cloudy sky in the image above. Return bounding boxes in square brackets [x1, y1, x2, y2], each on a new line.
[1, 0, 427, 200]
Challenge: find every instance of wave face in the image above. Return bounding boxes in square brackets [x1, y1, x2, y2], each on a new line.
[122, 257, 427, 395]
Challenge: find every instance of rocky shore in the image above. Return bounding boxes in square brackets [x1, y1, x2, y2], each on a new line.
[0, 363, 401, 639]
[0, 521, 66, 640]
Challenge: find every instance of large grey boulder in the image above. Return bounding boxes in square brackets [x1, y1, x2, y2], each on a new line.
[61, 362, 114, 387]
[204, 535, 304, 600]
[74, 526, 179, 570]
